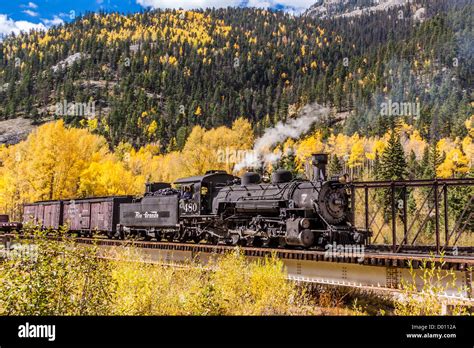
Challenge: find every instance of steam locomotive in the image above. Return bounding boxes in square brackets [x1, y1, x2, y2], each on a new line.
[18, 154, 369, 249]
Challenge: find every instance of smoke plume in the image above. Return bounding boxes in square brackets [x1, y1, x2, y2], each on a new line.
[233, 103, 330, 172]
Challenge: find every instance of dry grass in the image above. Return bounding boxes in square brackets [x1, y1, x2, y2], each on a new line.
[107, 247, 321, 315]
[394, 256, 472, 316]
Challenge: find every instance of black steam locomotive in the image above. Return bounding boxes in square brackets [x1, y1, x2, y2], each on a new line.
[17, 153, 368, 249]
[117, 153, 368, 248]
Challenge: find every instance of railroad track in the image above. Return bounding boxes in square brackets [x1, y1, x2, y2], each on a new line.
[367, 244, 474, 256]
[2, 234, 473, 269]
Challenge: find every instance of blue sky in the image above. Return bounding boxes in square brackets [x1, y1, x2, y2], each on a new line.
[0, 0, 314, 37]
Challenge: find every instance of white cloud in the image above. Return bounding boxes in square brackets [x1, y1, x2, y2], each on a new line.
[20, 2, 39, 9]
[22, 9, 39, 17]
[42, 16, 64, 26]
[246, 0, 272, 8]
[0, 13, 64, 39]
[247, 0, 314, 12]
[0, 14, 46, 37]
[136, 0, 313, 12]
[251, 0, 314, 7]
[137, 0, 241, 10]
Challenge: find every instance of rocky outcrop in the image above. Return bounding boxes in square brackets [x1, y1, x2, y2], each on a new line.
[0, 118, 36, 145]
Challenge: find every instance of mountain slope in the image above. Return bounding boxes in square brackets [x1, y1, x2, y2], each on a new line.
[0, 1, 472, 149]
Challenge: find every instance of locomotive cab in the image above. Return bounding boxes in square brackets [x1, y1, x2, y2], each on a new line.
[174, 171, 237, 216]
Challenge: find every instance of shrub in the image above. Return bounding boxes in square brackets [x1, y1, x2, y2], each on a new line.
[0, 229, 114, 315]
[108, 248, 315, 315]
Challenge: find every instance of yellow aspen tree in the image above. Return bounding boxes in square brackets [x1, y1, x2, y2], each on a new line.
[79, 160, 144, 196]
[436, 148, 470, 178]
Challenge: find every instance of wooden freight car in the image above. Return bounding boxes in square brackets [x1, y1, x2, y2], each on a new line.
[62, 196, 134, 237]
[0, 214, 22, 232]
[23, 201, 62, 230]
[23, 196, 134, 237]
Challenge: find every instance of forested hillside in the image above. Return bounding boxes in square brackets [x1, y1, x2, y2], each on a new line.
[0, 0, 472, 149]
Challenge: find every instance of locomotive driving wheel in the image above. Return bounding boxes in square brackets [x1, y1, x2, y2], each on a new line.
[153, 230, 162, 241]
[165, 233, 175, 242]
[207, 234, 219, 245]
[251, 236, 263, 247]
[193, 235, 202, 244]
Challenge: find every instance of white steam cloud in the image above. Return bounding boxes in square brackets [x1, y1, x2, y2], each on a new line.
[234, 103, 330, 172]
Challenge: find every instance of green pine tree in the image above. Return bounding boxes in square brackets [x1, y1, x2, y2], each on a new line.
[277, 150, 298, 177]
[379, 130, 407, 180]
[378, 130, 407, 223]
[423, 141, 444, 179]
[407, 150, 419, 180]
[328, 154, 343, 177]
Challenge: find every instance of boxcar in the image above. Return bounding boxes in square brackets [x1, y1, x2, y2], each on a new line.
[62, 196, 133, 236]
[23, 201, 62, 230]
[23, 196, 134, 236]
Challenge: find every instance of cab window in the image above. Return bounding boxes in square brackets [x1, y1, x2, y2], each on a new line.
[181, 185, 194, 200]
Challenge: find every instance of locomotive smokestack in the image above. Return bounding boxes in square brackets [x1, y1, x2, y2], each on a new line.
[311, 153, 328, 181]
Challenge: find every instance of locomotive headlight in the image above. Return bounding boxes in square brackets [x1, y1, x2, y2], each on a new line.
[299, 218, 311, 229]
